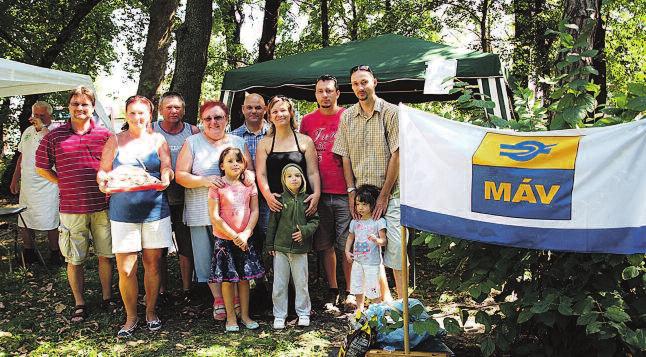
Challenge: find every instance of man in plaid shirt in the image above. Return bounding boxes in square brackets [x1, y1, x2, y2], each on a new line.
[332, 65, 405, 302]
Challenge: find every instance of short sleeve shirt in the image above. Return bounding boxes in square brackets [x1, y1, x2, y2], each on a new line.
[18, 124, 55, 175]
[230, 122, 269, 169]
[349, 218, 387, 265]
[208, 182, 258, 239]
[35, 120, 110, 214]
[300, 108, 346, 195]
[183, 133, 246, 226]
[332, 98, 399, 191]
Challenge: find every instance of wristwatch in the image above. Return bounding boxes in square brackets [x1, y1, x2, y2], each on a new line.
[347, 187, 356, 193]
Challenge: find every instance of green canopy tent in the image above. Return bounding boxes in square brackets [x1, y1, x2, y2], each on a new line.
[221, 34, 512, 126]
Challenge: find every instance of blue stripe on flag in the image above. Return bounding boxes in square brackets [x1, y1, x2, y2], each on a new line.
[401, 205, 646, 254]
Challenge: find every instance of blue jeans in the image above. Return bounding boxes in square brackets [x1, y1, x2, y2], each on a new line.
[189, 225, 214, 283]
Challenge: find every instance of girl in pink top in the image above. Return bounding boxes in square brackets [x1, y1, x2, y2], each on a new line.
[208, 147, 264, 332]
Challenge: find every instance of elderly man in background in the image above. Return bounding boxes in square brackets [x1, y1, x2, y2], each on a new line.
[152, 91, 200, 303]
[10, 101, 62, 266]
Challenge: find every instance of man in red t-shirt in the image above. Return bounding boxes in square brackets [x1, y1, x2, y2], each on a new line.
[36, 86, 114, 323]
[300, 75, 353, 308]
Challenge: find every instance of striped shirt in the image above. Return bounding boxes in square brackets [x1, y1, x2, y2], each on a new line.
[230, 121, 269, 168]
[35, 120, 110, 214]
[332, 98, 399, 191]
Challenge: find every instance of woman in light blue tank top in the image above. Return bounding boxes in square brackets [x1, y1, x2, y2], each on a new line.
[97, 96, 173, 337]
[175, 100, 252, 320]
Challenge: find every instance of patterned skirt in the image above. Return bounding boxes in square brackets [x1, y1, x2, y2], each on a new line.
[208, 237, 265, 283]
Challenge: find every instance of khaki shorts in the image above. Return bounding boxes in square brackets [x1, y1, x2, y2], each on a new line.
[59, 210, 113, 265]
[383, 198, 408, 270]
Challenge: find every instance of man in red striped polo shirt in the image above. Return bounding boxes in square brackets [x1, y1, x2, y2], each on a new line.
[35, 86, 114, 322]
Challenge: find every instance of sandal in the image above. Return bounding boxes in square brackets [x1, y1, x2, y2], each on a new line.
[70, 305, 87, 323]
[213, 298, 226, 321]
[117, 318, 139, 338]
[225, 323, 240, 332]
[146, 317, 162, 332]
[100, 298, 118, 311]
[241, 319, 259, 330]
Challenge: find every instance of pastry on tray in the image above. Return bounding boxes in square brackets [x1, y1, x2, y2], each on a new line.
[104, 165, 164, 193]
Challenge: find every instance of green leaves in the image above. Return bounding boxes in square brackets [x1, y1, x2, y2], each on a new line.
[626, 254, 645, 267]
[626, 96, 646, 112]
[412, 319, 440, 336]
[621, 266, 640, 280]
[443, 317, 462, 335]
[475, 310, 492, 333]
[577, 312, 598, 326]
[517, 309, 534, 324]
[604, 307, 631, 323]
[624, 329, 646, 350]
[627, 83, 646, 97]
[480, 336, 495, 357]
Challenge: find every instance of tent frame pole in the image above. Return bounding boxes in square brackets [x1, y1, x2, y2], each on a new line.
[402, 225, 410, 355]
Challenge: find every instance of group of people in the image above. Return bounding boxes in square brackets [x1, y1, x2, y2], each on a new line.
[10, 65, 406, 337]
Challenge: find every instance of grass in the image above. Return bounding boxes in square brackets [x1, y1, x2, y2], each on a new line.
[0, 202, 481, 356]
[0, 217, 351, 357]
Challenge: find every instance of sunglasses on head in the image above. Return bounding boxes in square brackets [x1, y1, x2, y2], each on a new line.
[350, 65, 373, 74]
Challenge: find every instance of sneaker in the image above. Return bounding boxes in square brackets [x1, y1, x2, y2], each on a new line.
[344, 293, 357, 307]
[297, 315, 310, 327]
[273, 317, 286, 329]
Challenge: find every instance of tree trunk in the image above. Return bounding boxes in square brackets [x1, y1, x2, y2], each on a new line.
[512, 0, 532, 88]
[137, 0, 179, 119]
[349, 0, 358, 41]
[169, 0, 213, 125]
[321, 0, 330, 47]
[533, 0, 552, 101]
[219, 0, 245, 68]
[479, 0, 490, 52]
[591, 0, 607, 106]
[562, 0, 603, 100]
[258, 0, 282, 62]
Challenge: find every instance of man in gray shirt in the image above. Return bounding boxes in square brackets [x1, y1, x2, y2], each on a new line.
[152, 91, 200, 302]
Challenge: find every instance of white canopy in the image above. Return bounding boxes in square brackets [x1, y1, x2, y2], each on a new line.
[0, 58, 111, 129]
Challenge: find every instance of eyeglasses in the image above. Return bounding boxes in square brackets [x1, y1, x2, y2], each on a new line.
[202, 115, 227, 122]
[350, 65, 373, 74]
